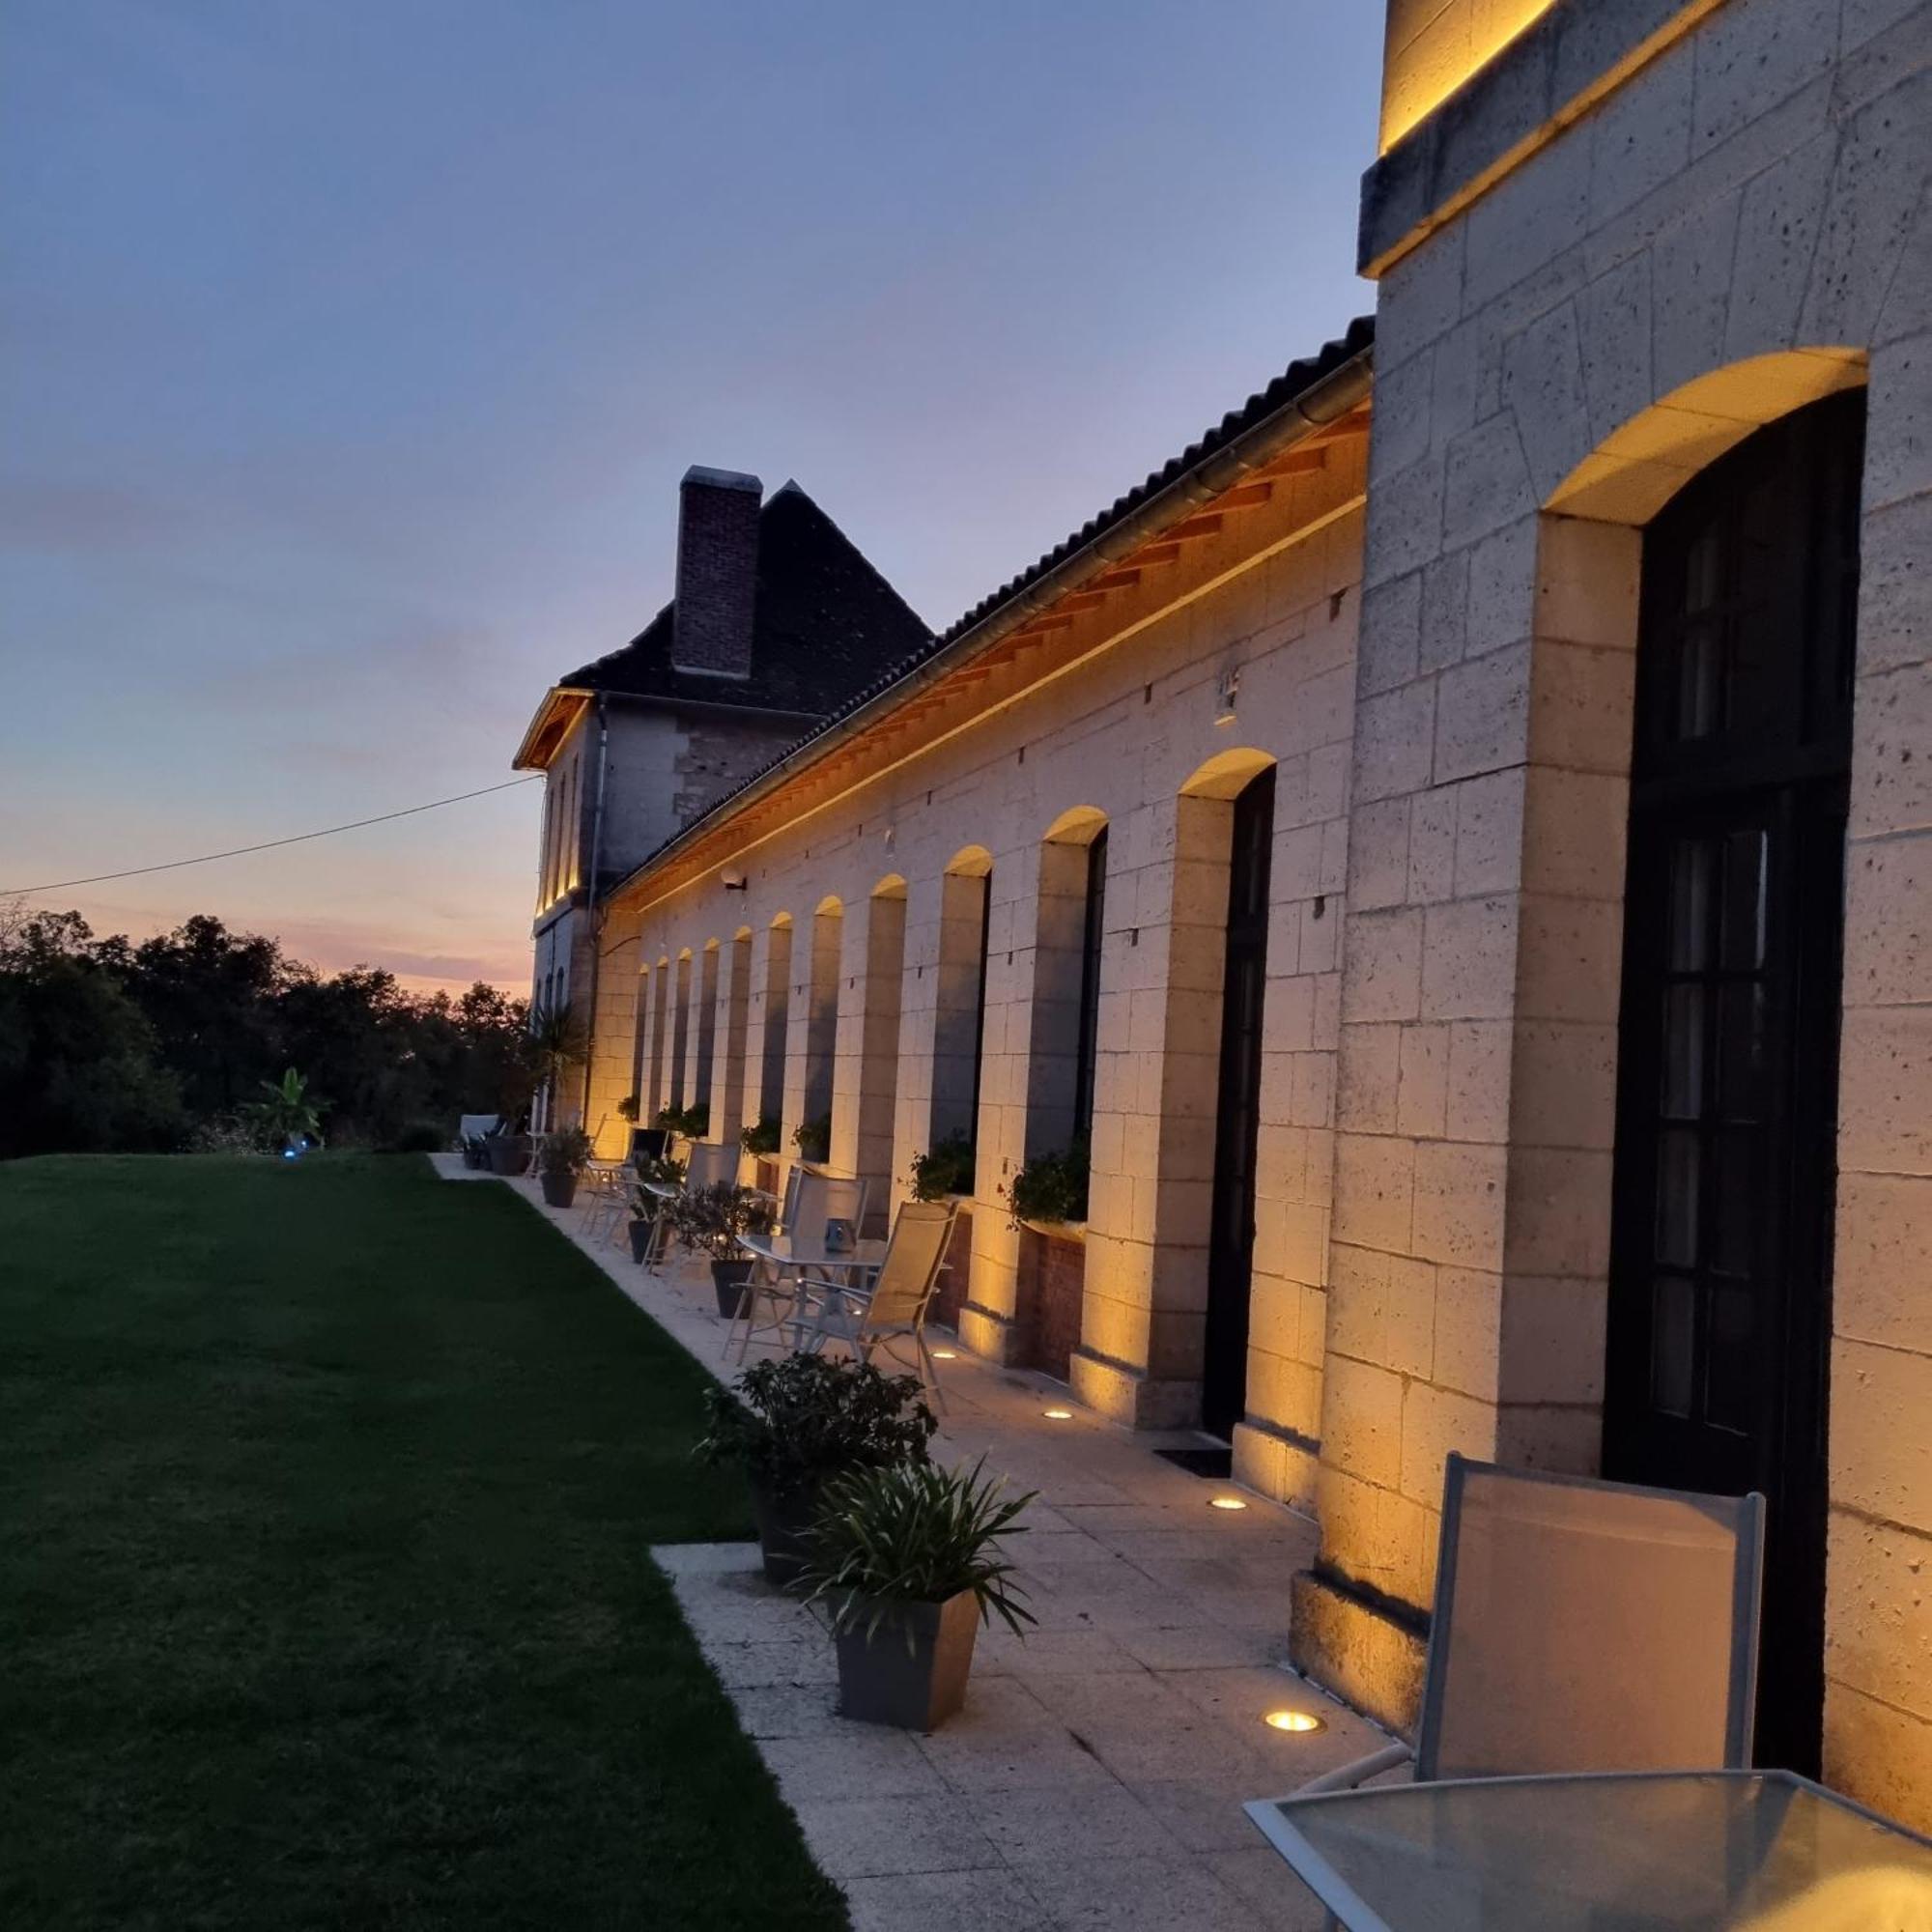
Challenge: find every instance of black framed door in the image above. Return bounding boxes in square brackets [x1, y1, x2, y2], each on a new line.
[1605, 391, 1862, 1775]
[1204, 767, 1274, 1440]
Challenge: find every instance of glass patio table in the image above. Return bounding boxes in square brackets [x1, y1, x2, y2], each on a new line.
[1244, 1770, 1932, 1930]
[733, 1231, 887, 1276]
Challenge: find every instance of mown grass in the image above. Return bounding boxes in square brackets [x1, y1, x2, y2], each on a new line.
[0, 1153, 845, 1930]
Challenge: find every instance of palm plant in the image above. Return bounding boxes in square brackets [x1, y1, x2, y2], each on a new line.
[805, 1457, 1037, 1641]
[525, 998, 587, 1094]
[243, 1066, 328, 1150]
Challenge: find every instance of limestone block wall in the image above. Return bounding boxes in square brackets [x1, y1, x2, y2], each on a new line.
[585, 443, 1369, 1497]
[1315, 0, 1931, 1819]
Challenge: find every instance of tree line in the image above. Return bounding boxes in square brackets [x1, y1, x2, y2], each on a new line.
[0, 904, 539, 1160]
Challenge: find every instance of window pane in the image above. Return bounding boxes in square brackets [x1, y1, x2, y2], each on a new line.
[1650, 1275, 1695, 1419]
[1675, 622, 1723, 740]
[1661, 984, 1706, 1120]
[1720, 829, 1769, 970]
[1668, 839, 1714, 971]
[1705, 1283, 1755, 1434]
[1685, 527, 1723, 614]
[1712, 1128, 1756, 1277]
[1718, 982, 1767, 1122]
[1656, 1128, 1700, 1267]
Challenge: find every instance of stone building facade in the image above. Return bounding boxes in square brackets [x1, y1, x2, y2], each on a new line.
[512, 469, 929, 1115]
[552, 0, 1931, 1827]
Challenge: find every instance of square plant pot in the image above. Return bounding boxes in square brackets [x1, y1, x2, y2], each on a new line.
[711, 1258, 754, 1319]
[540, 1173, 578, 1208]
[834, 1590, 980, 1732]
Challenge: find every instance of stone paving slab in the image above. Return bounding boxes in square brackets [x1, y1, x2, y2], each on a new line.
[438, 1158, 1398, 1929]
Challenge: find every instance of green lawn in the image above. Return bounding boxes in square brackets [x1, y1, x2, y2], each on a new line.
[0, 1154, 846, 1931]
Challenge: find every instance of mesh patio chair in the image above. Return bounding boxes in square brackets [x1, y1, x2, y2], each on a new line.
[577, 1159, 632, 1245]
[1293, 1453, 1766, 1799]
[798, 1198, 957, 1408]
[725, 1169, 868, 1361]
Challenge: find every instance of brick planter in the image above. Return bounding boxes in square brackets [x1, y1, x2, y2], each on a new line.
[1017, 1224, 1085, 1383]
[929, 1201, 974, 1332]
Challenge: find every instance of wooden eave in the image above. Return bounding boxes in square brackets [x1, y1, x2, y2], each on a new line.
[612, 402, 1372, 914]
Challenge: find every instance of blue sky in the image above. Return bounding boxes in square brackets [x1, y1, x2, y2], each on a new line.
[0, 1, 1383, 989]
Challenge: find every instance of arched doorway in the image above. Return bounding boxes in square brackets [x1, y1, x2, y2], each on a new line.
[1204, 763, 1276, 1441]
[1604, 389, 1864, 1774]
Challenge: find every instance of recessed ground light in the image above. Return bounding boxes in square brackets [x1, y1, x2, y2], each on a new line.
[1264, 1709, 1327, 1735]
[1042, 1407, 1074, 1421]
[1208, 1495, 1248, 1511]
[931, 1349, 957, 1360]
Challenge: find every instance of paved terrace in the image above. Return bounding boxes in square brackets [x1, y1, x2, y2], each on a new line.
[433, 1156, 1389, 1931]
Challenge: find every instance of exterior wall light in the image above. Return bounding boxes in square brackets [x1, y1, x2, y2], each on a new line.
[720, 867, 748, 892]
[1209, 1495, 1248, 1511]
[1264, 1710, 1326, 1734]
[1042, 1407, 1073, 1421]
[931, 1348, 957, 1360]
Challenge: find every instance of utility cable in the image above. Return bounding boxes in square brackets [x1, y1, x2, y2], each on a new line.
[3, 777, 542, 895]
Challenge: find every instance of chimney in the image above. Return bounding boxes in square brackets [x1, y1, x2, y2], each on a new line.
[671, 466, 761, 678]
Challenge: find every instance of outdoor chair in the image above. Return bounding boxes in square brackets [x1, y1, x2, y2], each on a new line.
[1293, 1454, 1766, 1800]
[724, 1168, 867, 1361]
[797, 1197, 957, 1408]
[577, 1158, 631, 1246]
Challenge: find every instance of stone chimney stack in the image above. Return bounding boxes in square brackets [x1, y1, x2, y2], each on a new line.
[670, 466, 761, 678]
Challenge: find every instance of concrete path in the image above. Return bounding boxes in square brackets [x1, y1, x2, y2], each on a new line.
[430, 1154, 1390, 1930]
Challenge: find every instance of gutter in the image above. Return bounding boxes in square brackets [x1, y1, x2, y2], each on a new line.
[608, 340, 1373, 901]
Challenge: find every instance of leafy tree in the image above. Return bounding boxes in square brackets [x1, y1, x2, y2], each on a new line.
[0, 900, 532, 1157]
[0, 949, 184, 1158]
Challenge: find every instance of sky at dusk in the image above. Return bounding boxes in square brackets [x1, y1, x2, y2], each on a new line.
[1, 2, 1383, 993]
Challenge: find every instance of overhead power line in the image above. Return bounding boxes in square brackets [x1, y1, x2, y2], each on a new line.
[3, 777, 544, 896]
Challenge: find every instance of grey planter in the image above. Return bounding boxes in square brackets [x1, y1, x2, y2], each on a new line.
[749, 1479, 820, 1589]
[711, 1257, 754, 1319]
[486, 1136, 531, 1177]
[539, 1172, 578, 1208]
[834, 1590, 980, 1732]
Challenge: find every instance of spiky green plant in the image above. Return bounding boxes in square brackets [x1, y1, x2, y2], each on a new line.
[525, 998, 587, 1090]
[804, 1457, 1037, 1644]
[242, 1066, 328, 1149]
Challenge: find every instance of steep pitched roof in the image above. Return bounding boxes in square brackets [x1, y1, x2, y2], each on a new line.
[606, 315, 1376, 876]
[557, 482, 931, 716]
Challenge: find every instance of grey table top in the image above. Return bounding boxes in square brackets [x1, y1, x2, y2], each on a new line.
[736, 1231, 887, 1272]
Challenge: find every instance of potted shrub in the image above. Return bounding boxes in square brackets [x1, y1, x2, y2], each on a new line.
[697, 1355, 937, 1586]
[740, 1114, 781, 1156]
[668, 1180, 778, 1315]
[792, 1114, 831, 1163]
[1005, 1137, 1090, 1228]
[908, 1130, 975, 1202]
[535, 1125, 594, 1207]
[656, 1101, 710, 1138]
[805, 1458, 1035, 1731]
[626, 1153, 685, 1264]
